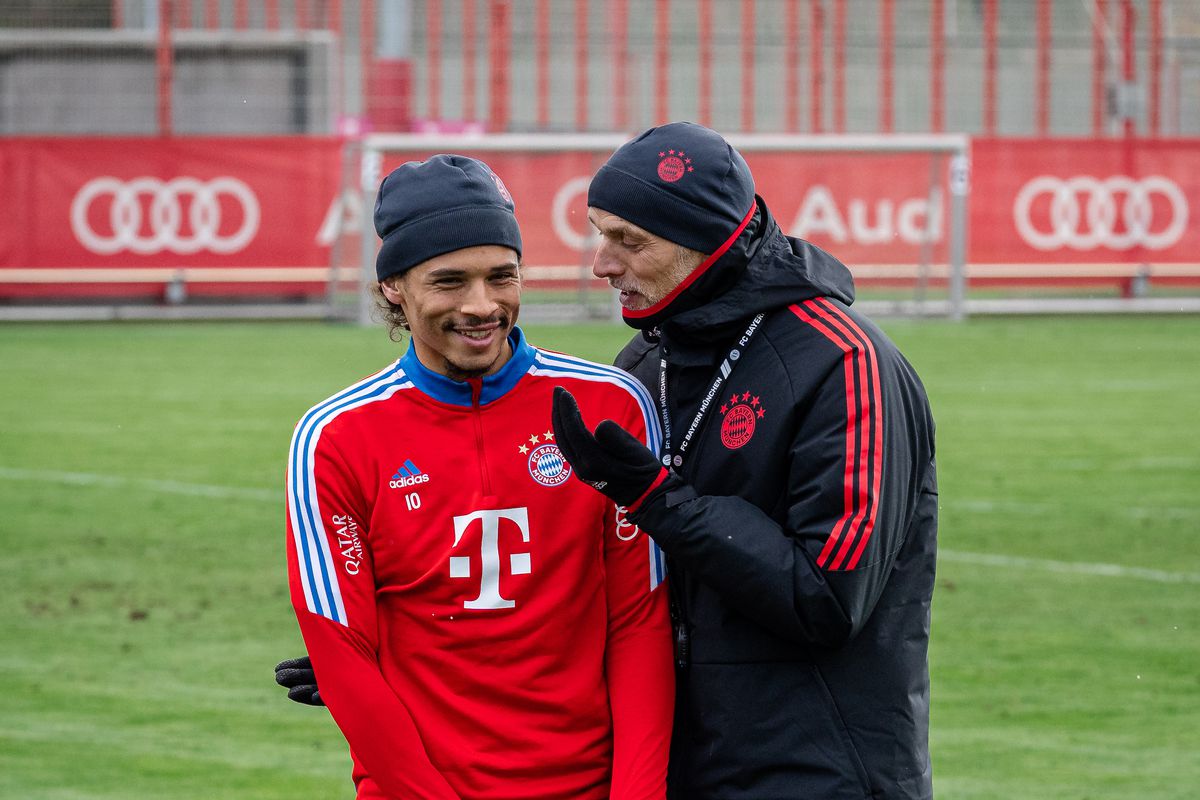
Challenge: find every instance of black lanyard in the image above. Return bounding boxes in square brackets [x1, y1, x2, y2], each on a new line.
[657, 312, 765, 469]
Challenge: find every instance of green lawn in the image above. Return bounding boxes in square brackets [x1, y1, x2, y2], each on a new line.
[1, 316, 1197, 799]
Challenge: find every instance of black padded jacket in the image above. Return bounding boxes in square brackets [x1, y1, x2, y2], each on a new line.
[619, 199, 938, 800]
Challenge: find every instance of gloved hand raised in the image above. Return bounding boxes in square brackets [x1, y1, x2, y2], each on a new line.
[275, 655, 324, 706]
[551, 386, 673, 510]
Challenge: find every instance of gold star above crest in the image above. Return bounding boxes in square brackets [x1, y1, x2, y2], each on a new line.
[543, 430, 555, 441]
[518, 444, 529, 455]
[528, 433, 541, 445]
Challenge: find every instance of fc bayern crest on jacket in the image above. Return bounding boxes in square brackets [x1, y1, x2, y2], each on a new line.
[518, 431, 572, 487]
[719, 391, 764, 449]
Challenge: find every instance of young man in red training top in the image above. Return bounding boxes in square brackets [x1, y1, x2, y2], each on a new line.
[284, 154, 673, 799]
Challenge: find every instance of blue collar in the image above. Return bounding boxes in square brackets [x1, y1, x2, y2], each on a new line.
[399, 326, 535, 406]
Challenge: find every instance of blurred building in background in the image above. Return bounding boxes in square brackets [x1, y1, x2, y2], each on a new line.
[1, 0, 1197, 137]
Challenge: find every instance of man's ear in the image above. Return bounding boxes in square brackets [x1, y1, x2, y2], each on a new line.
[379, 276, 405, 305]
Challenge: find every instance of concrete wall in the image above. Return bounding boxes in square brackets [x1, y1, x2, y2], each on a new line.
[0, 30, 335, 134]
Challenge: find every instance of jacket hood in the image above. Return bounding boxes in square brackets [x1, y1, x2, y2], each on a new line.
[657, 196, 856, 340]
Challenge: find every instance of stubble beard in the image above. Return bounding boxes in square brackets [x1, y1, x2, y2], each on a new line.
[440, 312, 512, 381]
[613, 247, 704, 310]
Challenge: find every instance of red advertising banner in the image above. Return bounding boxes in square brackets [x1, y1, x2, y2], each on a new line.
[0, 137, 341, 297]
[380, 141, 1197, 279]
[2, 136, 1197, 300]
[971, 138, 1199, 267]
[746, 150, 950, 271]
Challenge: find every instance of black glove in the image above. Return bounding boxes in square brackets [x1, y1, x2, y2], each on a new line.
[275, 655, 324, 706]
[551, 386, 670, 509]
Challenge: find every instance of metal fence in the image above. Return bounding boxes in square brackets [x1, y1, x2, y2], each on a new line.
[1, 0, 1197, 137]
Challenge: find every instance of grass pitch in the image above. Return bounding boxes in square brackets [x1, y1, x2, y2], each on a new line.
[1, 316, 1197, 799]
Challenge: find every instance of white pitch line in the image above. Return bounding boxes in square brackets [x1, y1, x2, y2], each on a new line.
[948, 497, 1199, 520]
[939, 549, 1200, 584]
[4, 466, 1198, 585]
[0, 466, 275, 502]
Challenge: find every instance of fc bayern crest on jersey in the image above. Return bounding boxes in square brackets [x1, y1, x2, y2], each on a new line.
[528, 443, 571, 486]
[656, 149, 694, 183]
[719, 390, 765, 449]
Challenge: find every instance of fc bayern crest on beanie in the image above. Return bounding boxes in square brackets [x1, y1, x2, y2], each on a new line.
[587, 121, 756, 256]
[374, 154, 523, 282]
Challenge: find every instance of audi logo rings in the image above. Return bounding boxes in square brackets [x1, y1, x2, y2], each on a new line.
[70, 176, 261, 255]
[1014, 175, 1188, 251]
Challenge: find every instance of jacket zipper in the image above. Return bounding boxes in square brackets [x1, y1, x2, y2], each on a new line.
[669, 557, 691, 670]
[468, 378, 494, 497]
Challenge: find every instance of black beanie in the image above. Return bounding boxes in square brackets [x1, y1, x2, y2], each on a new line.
[374, 154, 523, 281]
[587, 121, 756, 255]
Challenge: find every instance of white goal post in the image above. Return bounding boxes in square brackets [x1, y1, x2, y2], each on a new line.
[355, 133, 971, 325]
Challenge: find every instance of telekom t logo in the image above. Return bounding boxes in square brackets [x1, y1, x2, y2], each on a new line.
[449, 507, 531, 610]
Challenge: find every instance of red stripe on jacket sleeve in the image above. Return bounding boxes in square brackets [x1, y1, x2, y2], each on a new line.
[626, 467, 671, 513]
[812, 298, 884, 570]
[790, 300, 884, 571]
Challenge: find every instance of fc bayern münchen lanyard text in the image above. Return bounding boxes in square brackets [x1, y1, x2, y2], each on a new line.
[658, 312, 765, 469]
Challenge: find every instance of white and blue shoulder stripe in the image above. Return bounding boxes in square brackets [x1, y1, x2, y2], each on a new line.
[529, 349, 662, 454]
[530, 349, 667, 592]
[287, 361, 412, 627]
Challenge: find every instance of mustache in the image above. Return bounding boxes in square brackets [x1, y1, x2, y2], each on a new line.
[442, 313, 510, 331]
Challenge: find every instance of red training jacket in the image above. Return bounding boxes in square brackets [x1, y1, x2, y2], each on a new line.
[286, 327, 673, 800]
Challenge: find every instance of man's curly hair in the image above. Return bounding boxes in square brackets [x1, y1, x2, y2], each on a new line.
[370, 281, 410, 342]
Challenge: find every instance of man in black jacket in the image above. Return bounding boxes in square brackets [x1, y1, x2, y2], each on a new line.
[278, 122, 937, 799]
[551, 122, 937, 800]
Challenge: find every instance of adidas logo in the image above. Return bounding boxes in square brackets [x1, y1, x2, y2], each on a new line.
[389, 459, 431, 489]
